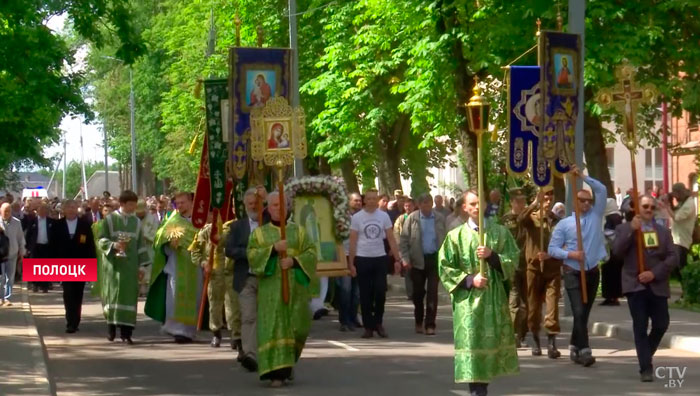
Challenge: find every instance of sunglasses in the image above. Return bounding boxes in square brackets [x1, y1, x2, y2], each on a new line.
[642, 204, 656, 210]
[578, 198, 593, 203]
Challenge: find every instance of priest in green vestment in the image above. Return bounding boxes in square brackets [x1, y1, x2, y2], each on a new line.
[438, 190, 520, 396]
[247, 191, 317, 387]
[96, 190, 152, 344]
[145, 192, 201, 343]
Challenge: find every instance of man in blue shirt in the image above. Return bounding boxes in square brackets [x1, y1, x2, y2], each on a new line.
[399, 194, 447, 335]
[548, 165, 607, 367]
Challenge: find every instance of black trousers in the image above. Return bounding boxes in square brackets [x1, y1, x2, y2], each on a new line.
[626, 288, 669, 373]
[675, 245, 689, 290]
[563, 267, 599, 350]
[356, 256, 388, 331]
[32, 244, 51, 291]
[411, 253, 439, 329]
[62, 282, 85, 330]
[601, 256, 622, 300]
[108, 324, 134, 338]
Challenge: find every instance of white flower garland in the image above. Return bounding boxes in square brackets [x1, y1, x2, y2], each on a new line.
[285, 176, 351, 241]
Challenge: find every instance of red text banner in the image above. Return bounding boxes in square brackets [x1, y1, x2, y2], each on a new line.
[23, 259, 98, 282]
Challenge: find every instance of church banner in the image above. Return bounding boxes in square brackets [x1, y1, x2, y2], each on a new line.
[508, 65, 551, 187]
[204, 79, 229, 210]
[538, 31, 581, 174]
[228, 47, 292, 181]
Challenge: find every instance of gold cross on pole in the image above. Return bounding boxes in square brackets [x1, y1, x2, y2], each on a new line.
[596, 62, 657, 151]
[596, 62, 658, 276]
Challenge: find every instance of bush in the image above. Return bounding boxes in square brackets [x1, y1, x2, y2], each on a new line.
[681, 257, 700, 305]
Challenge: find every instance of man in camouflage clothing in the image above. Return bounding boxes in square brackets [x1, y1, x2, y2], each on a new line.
[500, 188, 528, 347]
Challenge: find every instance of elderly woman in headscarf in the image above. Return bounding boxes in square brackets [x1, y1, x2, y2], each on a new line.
[551, 202, 566, 219]
[600, 198, 623, 306]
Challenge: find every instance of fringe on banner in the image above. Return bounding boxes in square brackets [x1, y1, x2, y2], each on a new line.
[188, 132, 199, 155]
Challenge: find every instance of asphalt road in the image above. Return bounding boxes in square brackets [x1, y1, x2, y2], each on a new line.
[29, 289, 700, 396]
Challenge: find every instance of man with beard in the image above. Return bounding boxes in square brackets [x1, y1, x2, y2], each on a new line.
[225, 187, 269, 371]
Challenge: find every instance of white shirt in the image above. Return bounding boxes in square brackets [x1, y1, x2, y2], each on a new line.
[37, 217, 49, 244]
[66, 218, 78, 237]
[249, 218, 259, 232]
[351, 209, 393, 257]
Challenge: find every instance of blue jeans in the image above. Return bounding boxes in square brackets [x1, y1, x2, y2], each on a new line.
[1, 255, 16, 300]
[336, 275, 360, 326]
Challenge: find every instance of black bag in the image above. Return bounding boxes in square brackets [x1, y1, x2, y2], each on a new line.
[0, 229, 9, 262]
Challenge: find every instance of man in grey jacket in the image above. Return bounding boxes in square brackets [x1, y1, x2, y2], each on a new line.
[0, 202, 26, 306]
[399, 193, 447, 335]
[612, 194, 678, 383]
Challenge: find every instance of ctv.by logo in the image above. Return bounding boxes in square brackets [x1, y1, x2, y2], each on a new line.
[655, 366, 687, 388]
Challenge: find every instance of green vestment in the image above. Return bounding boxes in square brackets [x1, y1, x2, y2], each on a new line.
[96, 211, 152, 326]
[247, 222, 317, 379]
[145, 211, 198, 326]
[438, 223, 520, 383]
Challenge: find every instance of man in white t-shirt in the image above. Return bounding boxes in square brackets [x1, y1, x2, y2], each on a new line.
[349, 188, 401, 339]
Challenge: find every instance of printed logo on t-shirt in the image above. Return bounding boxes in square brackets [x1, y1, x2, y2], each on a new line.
[364, 223, 383, 240]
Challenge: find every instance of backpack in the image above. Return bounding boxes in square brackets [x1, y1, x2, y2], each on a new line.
[0, 229, 9, 262]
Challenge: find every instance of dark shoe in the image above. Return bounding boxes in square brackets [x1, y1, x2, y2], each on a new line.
[570, 347, 580, 364]
[353, 319, 363, 328]
[578, 348, 596, 367]
[425, 328, 436, 336]
[121, 337, 134, 345]
[376, 325, 388, 338]
[640, 370, 654, 382]
[66, 327, 77, 334]
[609, 299, 620, 306]
[531, 335, 542, 356]
[174, 335, 193, 344]
[547, 334, 561, 359]
[361, 329, 374, 339]
[340, 325, 349, 332]
[33, 284, 39, 292]
[599, 299, 612, 306]
[313, 308, 329, 320]
[415, 324, 424, 334]
[107, 326, 116, 341]
[211, 331, 222, 348]
[241, 355, 258, 372]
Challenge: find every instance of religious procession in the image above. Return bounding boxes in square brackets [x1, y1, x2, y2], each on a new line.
[2, 1, 700, 396]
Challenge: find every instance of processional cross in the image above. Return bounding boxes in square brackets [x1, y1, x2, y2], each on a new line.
[597, 62, 657, 274]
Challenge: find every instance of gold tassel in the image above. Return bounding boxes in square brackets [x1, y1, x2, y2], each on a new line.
[189, 132, 200, 155]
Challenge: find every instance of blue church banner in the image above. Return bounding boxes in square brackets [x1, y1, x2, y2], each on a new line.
[229, 47, 291, 181]
[508, 66, 551, 187]
[538, 31, 581, 175]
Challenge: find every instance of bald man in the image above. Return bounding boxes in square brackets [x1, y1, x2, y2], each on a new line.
[0, 202, 25, 305]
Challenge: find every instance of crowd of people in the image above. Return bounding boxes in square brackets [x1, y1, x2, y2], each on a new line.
[0, 170, 693, 394]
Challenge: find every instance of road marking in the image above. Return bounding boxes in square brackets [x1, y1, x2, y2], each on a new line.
[328, 340, 359, 351]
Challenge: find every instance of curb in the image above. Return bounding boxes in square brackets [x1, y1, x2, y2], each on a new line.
[389, 277, 700, 355]
[19, 284, 53, 396]
[560, 316, 700, 355]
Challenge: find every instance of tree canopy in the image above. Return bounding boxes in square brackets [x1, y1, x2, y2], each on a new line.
[5, 0, 699, 197]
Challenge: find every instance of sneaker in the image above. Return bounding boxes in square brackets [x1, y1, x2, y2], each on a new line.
[375, 325, 388, 338]
[340, 325, 349, 332]
[640, 371, 654, 382]
[361, 329, 373, 339]
[425, 328, 436, 336]
[570, 346, 580, 364]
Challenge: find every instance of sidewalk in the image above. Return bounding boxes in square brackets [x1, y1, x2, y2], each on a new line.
[0, 284, 52, 396]
[388, 276, 700, 355]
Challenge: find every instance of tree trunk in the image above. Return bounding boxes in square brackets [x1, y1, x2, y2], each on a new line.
[339, 158, 360, 193]
[407, 146, 430, 196]
[141, 155, 156, 196]
[583, 95, 614, 198]
[317, 157, 332, 175]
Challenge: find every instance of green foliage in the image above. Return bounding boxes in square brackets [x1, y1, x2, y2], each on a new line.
[681, 257, 700, 305]
[0, 1, 144, 187]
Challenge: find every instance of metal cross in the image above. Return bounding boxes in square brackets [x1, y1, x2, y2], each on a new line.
[597, 62, 657, 151]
